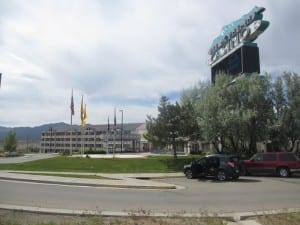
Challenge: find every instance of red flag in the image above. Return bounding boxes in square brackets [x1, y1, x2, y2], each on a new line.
[70, 89, 75, 116]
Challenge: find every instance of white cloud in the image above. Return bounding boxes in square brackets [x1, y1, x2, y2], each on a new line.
[0, 0, 299, 126]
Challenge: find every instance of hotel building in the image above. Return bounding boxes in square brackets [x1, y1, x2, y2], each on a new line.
[40, 123, 149, 154]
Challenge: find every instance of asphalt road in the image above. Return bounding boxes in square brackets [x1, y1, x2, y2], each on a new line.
[0, 176, 299, 213]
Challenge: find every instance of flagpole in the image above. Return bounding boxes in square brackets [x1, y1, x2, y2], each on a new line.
[70, 113, 73, 155]
[81, 126, 83, 156]
[70, 111, 72, 156]
[81, 95, 84, 156]
[70, 89, 74, 156]
[107, 116, 109, 154]
[80, 95, 87, 156]
[113, 130, 115, 158]
[106, 131, 108, 154]
[113, 107, 116, 158]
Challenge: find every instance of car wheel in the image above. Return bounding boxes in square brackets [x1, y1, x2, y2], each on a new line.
[185, 169, 194, 179]
[232, 175, 239, 180]
[216, 170, 227, 181]
[277, 167, 290, 177]
[239, 164, 247, 176]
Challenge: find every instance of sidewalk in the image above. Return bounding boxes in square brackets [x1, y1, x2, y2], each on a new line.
[0, 170, 183, 189]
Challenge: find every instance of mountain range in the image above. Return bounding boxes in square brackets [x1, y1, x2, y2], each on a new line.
[0, 122, 71, 141]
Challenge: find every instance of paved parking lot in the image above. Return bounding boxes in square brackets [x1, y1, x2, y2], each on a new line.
[162, 174, 300, 188]
[1, 174, 299, 214]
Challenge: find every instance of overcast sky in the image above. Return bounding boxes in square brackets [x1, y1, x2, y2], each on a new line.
[0, 0, 299, 127]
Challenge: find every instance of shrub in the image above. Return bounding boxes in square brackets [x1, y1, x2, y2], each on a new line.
[84, 149, 106, 154]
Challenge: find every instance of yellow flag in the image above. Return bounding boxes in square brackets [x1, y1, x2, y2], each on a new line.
[84, 104, 87, 123]
[80, 96, 87, 127]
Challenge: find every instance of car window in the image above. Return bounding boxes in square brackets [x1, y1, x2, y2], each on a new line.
[197, 158, 207, 166]
[279, 153, 296, 161]
[208, 157, 219, 167]
[262, 154, 276, 161]
[229, 156, 239, 163]
[253, 154, 263, 162]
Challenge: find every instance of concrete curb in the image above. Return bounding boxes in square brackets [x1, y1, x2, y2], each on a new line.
[0, 171, 183, 190]
[0, 204, 299, 222]
[0, 176, 177, 189]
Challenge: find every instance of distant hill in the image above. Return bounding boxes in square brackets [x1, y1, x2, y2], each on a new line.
[0, 122, 71, 141]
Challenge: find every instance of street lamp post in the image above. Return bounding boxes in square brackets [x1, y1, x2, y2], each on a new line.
[119, 109, 123, 152]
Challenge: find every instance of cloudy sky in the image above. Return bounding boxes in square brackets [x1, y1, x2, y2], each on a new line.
[0, 0, 299, 127]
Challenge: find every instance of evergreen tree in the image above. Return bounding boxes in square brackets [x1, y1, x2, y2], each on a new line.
[145, 96, 183, 159]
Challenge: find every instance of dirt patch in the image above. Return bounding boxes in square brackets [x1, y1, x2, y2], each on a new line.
[0, 209, 226, 225]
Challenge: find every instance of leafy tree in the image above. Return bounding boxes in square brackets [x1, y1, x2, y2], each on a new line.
[146, 72, 300, 157]
[180, 81, 209, 106]
[282, 72, 300, 152]
[269, 76, 288, 150]
[4, 131, 18, 152]
[196, 73, 273, 157]
[270, 72, 300, 152]
[196, 74, 233, 153]
[179, 101, 202, 143]
[178, 81, 208, 152]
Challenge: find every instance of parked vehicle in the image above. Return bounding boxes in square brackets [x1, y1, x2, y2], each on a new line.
[183, 154, 242, 181]
[243, 152, 300, 177]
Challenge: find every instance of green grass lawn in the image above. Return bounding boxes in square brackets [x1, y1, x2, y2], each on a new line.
[0, 155, 197, 173]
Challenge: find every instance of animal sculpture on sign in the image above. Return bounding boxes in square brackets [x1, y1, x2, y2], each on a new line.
[208, 6, 269, 66]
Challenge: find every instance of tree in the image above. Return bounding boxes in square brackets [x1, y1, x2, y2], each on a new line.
[145, 96, 184, 159]
[179, 81, 208, 143]
[282, 72, 300, 152]
[145, 96, 171, 148]
[196, 74, 232, 153]
[145, 72, 300, 157]
[270, 72, 300, 152]
[180, 81, 209, 106]
[179, 101, 202, 143]
[4, 131, 18, 152]
[269, 76, 288, 150]
[196, 73, 273, 157]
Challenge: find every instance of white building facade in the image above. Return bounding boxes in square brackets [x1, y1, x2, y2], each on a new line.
[40, 123, 149, 154]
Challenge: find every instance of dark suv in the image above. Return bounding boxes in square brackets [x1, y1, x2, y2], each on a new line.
[183, 154, 242, 181]
[243, 152, 300, 177]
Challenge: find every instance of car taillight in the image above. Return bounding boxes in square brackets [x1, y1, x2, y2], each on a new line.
[227, 162, 235, 167]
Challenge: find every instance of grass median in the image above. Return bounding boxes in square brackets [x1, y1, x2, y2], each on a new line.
[1, 209, 300, 225]
[0, 155, 196, 173]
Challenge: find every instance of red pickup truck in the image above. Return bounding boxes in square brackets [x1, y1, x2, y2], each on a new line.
[243, 152, 300, 177]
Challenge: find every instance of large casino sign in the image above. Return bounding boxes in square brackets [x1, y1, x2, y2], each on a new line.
[208, 6, 269, 66]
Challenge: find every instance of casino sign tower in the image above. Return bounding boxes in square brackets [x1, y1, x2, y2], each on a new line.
[209, 6, 270, 82]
